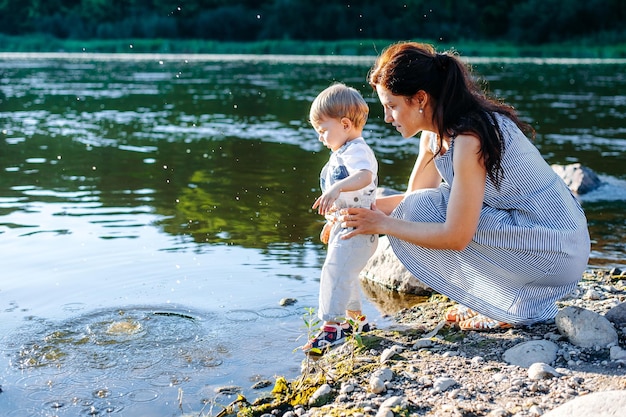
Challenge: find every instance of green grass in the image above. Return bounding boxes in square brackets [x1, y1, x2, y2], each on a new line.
[2, 34, 626, 58]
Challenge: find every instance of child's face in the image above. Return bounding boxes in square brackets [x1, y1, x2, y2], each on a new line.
[314, 117, 349, 152]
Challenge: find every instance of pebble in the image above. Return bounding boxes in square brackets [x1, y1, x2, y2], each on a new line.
[380, 345, 403, 363]
[433, 376, 457, 392]
[279, 297, 297, 306]
[339, 382, 355, 394]
[609, 345, 626, 361]
[252, 380, 273, 389]
[214, 385, 241, 394]
[527, 362, 561, 380]
[471, 355, 485, 365]
[369, 368, 393, 394]
[412, 338, 433, 348]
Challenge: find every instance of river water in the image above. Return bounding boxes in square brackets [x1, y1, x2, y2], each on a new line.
[0, 53, 625, 416]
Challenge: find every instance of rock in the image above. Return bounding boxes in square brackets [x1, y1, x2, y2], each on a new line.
[502, 340, 559, 368]
[369, 376, 386, 394]
[251, 380, 272, 389]
[551, 163, 602, 195]
[309, 383, 333, 406]
[555, 306, 618, 348]
[488, 408, 509, 417]
[542, 390, 626, 417]
[583, 288, 603, 300]
[433, 377, 457, 392]
[492, 372, 508, 383]
[375, 409, 393, 417]
[609, 345, 626, 362]
[339, 382, 355, 394]
[369, 368, 393, 394]
[279, 297, 297, 306]
[605, 301, 626, 327]
[380, 345, 404, 364]
[376, 396, 403, 417]
[527, 362, 561, 380]
[372, 367, 393, 382]
[380, 396, 403, 408]
[360, 235, 432, 295]
[214, 385, 241, 394]
[471, 356, 485, 366]
[413, 338, 434, 349]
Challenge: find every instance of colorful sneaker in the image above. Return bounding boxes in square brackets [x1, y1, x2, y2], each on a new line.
[302, 323, 348, 355]
[344, 315, 370, 334]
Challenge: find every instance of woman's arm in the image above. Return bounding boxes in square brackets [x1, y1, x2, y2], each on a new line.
[376, 131, 442, 215]
[343, 134, 486, 251]
[407, 131, 443, 191]
[375, 194, 405, 215]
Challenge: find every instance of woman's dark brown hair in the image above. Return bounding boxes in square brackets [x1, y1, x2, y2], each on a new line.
[368, 42, 535, 188]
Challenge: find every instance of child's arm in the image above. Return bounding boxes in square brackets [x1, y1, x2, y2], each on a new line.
[312, 169, 373, 215]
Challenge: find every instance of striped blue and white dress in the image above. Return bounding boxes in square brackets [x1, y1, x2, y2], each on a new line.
[389, 113, 590, 325]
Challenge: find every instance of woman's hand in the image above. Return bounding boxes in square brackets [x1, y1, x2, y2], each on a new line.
[339, 203, 387, 239]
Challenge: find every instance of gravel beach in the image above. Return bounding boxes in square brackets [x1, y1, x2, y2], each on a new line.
[242, 268, 626, 417]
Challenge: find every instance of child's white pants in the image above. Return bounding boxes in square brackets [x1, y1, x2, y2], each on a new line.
[318, 223, 378, 322]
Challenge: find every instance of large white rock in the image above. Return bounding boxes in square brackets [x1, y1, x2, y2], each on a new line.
[555, 306, 618, 348]
[551, 163, 602, 195]
[542, 390, 626, 417]
[360, 235, 432, 295]
[502, 340, 559, 368]
[605, 301, 626, 327]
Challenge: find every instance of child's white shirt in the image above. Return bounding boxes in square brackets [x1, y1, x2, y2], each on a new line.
[320, 137, 378, 211]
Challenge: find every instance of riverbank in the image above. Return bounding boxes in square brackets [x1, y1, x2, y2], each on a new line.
[2, 35, 626, 58]
[238, 268, 626, 417]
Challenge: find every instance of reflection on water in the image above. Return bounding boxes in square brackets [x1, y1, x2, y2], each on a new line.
[1, 53, 625, 415]
[1, 54, 624, 261]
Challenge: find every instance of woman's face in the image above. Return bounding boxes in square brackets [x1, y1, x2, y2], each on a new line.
[375, 84, 425, 138]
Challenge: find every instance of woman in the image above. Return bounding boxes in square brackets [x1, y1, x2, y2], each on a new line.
[342, 42, 590, 330]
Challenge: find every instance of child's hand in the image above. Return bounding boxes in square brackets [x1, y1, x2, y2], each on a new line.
[312, 185, 341, 215]
[320, 221, 332, 244]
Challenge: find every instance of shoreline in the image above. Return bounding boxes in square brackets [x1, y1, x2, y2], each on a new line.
[2, 36, 626, 59]
[238, 267, 626, 417]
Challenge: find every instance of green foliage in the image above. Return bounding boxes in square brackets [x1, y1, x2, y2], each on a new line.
[0, 0, 625, 45]
[295, 307, 321, 354]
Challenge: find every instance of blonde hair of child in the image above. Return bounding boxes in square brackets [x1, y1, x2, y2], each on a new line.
[309, 83, 369, 130]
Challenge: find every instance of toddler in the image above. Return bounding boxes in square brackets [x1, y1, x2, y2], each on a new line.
[303, 83, 379, 355]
